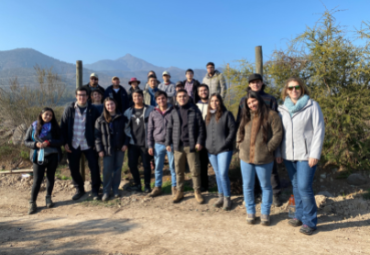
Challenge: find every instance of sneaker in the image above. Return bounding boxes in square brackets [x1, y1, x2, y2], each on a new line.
[144, 185, 152, 194]
[45, 195, 54, 208]
[72, 191, 86, 201]
[102, 194, 109, 202]
[273, 194, 282, 207]
[126, 185, 142, 192]
[92, 192, 100, 201]
[214, 194, 224, 208]
[288, 218, 303, 227]
[260, 214, 270, 226]
[300, 225, 316, 235]
[246, 214, 256, 225]
[28, 201, 37, 215]
[114, 193, 120, 199]
[223, 196, 232, 211]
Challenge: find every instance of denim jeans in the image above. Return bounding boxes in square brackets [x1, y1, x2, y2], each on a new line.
[240, 160, 273, 215]
[103, 150, 124, 195]
[284, 160, 317, 229]
[154, 143, 176, 187]
[208, 151, 233, 197]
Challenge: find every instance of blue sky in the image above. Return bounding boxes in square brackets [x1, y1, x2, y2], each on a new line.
[0, 0, 369, 69]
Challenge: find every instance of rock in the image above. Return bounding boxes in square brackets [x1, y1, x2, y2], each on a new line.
[317, 191, 334, 198]
[11, 124, 27, 145]
[346, 174, 367, 186]
[320, 173, 327, 179]
[323, 205, 333, 214]
[315, 195, 327, 208]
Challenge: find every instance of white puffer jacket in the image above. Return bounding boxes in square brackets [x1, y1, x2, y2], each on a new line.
[276, 99, 325, 161]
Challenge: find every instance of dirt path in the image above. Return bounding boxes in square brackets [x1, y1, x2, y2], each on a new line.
[0, 185, 370, 255]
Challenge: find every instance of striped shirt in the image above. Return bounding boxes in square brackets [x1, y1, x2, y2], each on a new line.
[72, 103, 90, 150]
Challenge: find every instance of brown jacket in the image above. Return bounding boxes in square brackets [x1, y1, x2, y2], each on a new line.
[237, 110, 283, 165]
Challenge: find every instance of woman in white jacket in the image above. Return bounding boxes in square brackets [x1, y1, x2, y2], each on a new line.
[276, 77, 325, 236]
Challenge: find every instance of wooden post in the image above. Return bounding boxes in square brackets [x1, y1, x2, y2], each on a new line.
[76, 61, 85, 182]
[255, 46, 263, 76]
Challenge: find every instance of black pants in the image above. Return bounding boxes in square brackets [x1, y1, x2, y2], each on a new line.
[255, 161, 281, 196]
[31, 154, 58, 202]
[67, 147, 101, 193]
[199, 148, 209, 190]
[128, 145, 151, 187]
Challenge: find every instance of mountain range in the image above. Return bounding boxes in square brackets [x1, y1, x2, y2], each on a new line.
[0, 48, 209, 91]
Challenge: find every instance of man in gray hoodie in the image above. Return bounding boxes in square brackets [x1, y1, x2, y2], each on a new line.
[202, 62, 226, 98]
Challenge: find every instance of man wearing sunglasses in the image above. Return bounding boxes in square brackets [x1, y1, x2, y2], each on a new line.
[83, 73, 106, 102]
[236, 73, 282, 207]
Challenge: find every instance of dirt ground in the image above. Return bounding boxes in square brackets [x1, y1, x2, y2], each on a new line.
[0, 171, 370, 255]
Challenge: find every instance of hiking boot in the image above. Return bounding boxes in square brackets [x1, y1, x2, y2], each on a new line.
[246, 214, 256, 225]
[194, 189, 204, 204]
[102, 193, 109, 202]
[261, 214, 270, 226]
[28, 201, 37, 215]
[173, 189, 184, 203]
[126, 185, 142, 193]
[92, 192, 100, 201]
[214, 193, 224, 208]
[288, 218, 303, 227]
[223, 196, 232, 211]
[273, 194, 282, 207]
[72, 190, 85, 201]
[144, 185, 152, 194]
[300, 225, 316, 235]
[148, 187, 162, 197]
[171, 187, 177, 198]
[45, 195, 54, 208]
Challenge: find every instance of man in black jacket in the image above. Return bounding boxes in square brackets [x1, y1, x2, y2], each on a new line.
[104, 76, 129, 114]
[60, 87, 101, 201]
[166, 89, 205, 204]
[182, 69, 201, 103]
[82, 73, 105, 102]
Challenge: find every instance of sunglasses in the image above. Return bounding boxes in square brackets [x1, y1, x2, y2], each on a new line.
[288, 86, 301, 91]
[90, 78, 98, 81]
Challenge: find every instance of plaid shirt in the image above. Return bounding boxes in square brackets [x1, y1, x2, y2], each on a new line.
[72, 103, 90, 150]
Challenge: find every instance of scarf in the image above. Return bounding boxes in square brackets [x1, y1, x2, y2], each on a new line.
[148, 87, 158, 106]
[32, 121, 51, 139]
[284, 95, 310, 116]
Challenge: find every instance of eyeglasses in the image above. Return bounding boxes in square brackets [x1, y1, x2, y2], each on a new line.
[288, 86, 301, 91]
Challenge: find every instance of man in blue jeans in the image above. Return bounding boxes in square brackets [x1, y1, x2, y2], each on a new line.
[147, 91, 176, 198]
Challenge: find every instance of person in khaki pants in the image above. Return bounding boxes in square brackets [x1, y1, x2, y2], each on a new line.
[166, 89, 205, 204]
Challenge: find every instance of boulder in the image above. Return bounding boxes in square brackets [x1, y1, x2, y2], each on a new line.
[11, 124, 27, 145]
[346, 173, 367, 186]
[315, 195, 327, 208]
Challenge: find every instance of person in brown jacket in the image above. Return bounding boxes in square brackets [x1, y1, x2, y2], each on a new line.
[237, 91, 282, 226]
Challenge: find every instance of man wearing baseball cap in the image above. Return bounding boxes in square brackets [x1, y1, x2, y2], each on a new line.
[236, 73, 282, 207]
[128, 77, 141, 107]
[158, 71, 176, 105]
[202, 62, 227, 98]
[83, 73, 106, 102]
[104, 76, 129, 114]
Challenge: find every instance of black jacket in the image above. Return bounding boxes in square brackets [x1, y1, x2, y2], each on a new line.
[82, 83, 106, 102]
[181, 79, 201, 104]
[104, 85, 129, 114]
[95, 114, 126, 156]
[60, 102, 100, 149]
[24, 124, 63, 162]
[205, 110, 236, 154]
[166, 103, 205, 152]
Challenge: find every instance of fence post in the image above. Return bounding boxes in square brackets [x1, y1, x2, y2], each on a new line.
[76, 60, 85, 182]
[255, 46, 263, 76]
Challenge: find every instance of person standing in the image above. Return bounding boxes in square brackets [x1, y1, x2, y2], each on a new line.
[147, 91, 176, 198]
[202, 62, 226, 98]
[236, 73, 282, 207]
[196, 83, 210, 191]
[166, 89, 205, 204]
[158, 71, 176, 105]
[276, 77, 325, 235]
[91, 89, 104, 115]
[237, 91, 283, 226]
[124, 89, 155, 193]
[144, 75, 159, 107]
[205, 94, 236, 210]
[95, 97, 127, 201]
[104, 76, 129, 114]
[24, 108, 63, 214]
[182, 69, 201, 103]
[83, 73, 105, 101]
[60, 87, 101, 201]
[127, 77, 141, 107]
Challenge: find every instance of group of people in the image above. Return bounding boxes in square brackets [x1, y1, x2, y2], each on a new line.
[24, 61, 325, 236]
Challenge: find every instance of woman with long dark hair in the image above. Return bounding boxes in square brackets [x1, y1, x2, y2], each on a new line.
[24, 107, 63, 214]
[205, 93, 236, 210]
[237, 91, 282, 226]
[95, 97, 127, 201]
